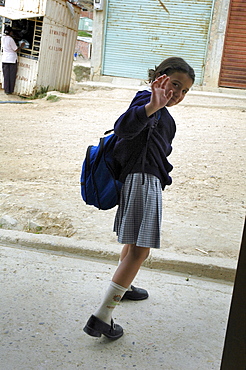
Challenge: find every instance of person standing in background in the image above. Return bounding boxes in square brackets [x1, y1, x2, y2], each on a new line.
[2, 26, 24, 95]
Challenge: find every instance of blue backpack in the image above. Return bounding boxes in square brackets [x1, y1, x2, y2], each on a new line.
[80, 133, 123, 210]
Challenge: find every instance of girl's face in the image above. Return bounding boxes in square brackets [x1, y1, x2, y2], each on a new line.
[165, 71, 193, 107]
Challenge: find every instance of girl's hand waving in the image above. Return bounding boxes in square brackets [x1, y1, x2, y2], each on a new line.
[145, 74, 173, 117]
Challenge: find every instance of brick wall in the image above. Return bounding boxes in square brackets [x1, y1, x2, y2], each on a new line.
[75, 40, 92, 59]
[80, 10, 93, 20]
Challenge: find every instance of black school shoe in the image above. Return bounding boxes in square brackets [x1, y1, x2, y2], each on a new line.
[83, 315, 123, 340]
[121, 285, 149, 301]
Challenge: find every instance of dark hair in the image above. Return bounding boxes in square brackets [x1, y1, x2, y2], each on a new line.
[4, 26, 13, 35]
[148, 57, 195, 83]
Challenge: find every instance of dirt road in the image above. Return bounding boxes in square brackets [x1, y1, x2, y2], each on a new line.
[0, 84, 245, 260]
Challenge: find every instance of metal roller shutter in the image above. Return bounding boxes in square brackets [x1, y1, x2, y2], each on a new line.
[219, 0, 246, 89]
[102, 0, 214, 85]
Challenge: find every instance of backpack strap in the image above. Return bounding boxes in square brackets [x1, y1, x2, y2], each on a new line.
[119, 110, 161, 184]
[140, 110, 161, 184]
[104, 129, 114, 135]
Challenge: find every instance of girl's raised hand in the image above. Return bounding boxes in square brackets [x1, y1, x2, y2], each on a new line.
[151, 74, 173, 108]
[145, 74, 173, 117]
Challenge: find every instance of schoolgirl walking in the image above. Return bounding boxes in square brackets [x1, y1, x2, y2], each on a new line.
[84, 57, 195, 339]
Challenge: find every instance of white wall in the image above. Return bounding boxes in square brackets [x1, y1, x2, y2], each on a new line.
[203, 0, 231, 88]
[90, 4, 106, 80]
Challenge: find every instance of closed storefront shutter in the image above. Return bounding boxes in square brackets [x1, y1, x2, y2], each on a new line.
[102, 0, 214, 85]
[219, 0, 246, 89]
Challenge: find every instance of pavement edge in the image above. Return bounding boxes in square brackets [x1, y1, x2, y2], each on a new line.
[0, 229, 236, 282]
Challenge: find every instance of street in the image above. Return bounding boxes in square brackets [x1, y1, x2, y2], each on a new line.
[1, 244, 232, 370]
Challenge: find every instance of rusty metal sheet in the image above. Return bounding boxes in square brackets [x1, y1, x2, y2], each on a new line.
[219, 0, 246, 89]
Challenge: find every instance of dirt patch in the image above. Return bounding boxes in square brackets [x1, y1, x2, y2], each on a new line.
[73, 65, 91, 82]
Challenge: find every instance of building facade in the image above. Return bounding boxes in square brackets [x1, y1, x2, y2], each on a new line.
[90, 0, 246, 89]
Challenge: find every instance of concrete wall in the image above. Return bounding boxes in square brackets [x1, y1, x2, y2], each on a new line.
[203, 0, 230, 88]
[90, 4, 105, 80]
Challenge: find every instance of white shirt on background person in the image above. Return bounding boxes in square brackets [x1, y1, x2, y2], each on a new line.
[2, 35, 18, 63]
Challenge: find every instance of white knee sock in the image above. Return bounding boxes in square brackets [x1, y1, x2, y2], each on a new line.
[94, 281, 127, 324]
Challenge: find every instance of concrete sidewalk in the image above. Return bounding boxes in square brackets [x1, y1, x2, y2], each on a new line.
[0, 243, 232, 370]
[0, 229, 237, 282]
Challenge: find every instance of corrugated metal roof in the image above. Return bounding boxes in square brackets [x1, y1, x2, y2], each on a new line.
[77, 36, 92, 43]
[0, 7, 44, 19]
[4, 0, 47, 13]
[76, 0, 93, 9]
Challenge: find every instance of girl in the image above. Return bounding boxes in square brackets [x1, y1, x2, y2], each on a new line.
[83, 57, 195, 339]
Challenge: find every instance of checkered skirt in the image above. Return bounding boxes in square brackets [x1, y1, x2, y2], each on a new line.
[114, 173, 162, 249]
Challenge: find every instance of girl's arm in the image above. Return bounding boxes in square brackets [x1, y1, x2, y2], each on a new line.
[114, 75, 173, 139]
[114, 96, 153, 140]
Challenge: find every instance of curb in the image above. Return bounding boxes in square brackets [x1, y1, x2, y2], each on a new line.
[0, 229, 236, 282]
[75, 80, 246, 99]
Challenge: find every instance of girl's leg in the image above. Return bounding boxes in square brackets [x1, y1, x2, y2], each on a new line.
[113, 244, 150, 288]
[119, 244, 130, 262]
[118, 244, 149, 299]
[84, 244, 150, 339]
[93, 244, 149, 324]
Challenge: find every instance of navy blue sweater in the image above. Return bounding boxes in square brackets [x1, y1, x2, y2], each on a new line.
[113, 89, 176, 189]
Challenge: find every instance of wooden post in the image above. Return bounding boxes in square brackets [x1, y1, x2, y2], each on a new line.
[220, 218, 246, 369]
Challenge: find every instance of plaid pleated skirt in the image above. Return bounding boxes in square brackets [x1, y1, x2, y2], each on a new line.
[113, 173, 162, 249]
